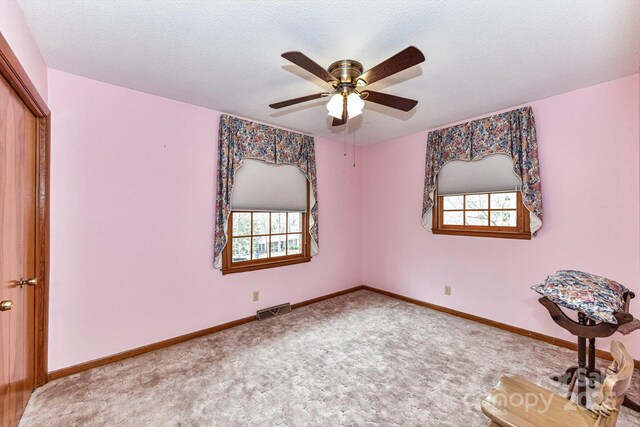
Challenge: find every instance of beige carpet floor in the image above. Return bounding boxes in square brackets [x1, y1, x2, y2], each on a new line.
[20, 290, 640, 426]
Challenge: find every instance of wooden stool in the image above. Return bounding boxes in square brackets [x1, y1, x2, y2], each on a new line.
[539, 292, 639, 411]
[482, 341, 635, 427]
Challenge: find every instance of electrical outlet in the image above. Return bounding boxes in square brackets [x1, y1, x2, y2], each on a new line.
[253, 290, 259, 302]
[444, 285, 452, 296]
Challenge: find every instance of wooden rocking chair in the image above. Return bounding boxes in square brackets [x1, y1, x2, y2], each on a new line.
[481, 341, 635, 427]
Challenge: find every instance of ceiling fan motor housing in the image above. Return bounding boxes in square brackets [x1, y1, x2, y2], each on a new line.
[328, 60, 364, 87]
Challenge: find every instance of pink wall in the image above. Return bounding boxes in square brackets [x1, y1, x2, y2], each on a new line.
[362, 74, 640, 359]
[47, 69, 363, 371]
[5, 0, 639, 374]
[0, 0, 47, 100]
[43, 66, 640, 368]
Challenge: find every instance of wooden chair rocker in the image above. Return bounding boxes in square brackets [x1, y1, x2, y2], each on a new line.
[481, 341, 635, 427]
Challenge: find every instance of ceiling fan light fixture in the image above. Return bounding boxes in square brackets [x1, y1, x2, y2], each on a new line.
[326, 93, 344, 119]
[347, 93, 365, 118]
[272, 47, 424, 126]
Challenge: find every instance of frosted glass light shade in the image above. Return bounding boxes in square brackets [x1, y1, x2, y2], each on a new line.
[326, 93, 344, 119]
[347, 93, 364, 118]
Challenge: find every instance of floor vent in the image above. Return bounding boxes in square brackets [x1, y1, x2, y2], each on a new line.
[257, 303, 291, 320]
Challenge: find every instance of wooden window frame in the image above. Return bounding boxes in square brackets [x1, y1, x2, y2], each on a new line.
[432, 190, 531, 240]
[221, 182, 311, 274]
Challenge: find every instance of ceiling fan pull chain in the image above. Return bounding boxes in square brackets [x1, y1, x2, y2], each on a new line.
[353, 127, 356, 168]
[344, 120, 347, 156]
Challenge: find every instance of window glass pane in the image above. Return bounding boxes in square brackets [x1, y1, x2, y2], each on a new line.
[252, 212, 269, 235]
[465, 211, 489, 226]
[270, 235, 287, 257]
[288, 212, 302, 233]
[443, 195, 463, 210]
[287, 233, 302, 254]
[443, 211, 463, 225]
[252, 236, 269, 259]
[232, 237, 250, 262]
[490, 210, 517, 227]
[465, 194, 488, 210]
[232, 212, 251, 236]
[490, 192, 517, 209]
[271, 212, 287, 234]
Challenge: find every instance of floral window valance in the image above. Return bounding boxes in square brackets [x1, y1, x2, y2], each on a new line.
[214, 115, 318, 268]
[422, 106, 543, 234]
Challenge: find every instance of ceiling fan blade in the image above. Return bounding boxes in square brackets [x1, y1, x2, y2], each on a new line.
[362, 90, 418, 112]
[281, 51, 339, 84]
[358, 46, 425, 86]
[332, 116, 346, 127]
[269, 93, 328, 109]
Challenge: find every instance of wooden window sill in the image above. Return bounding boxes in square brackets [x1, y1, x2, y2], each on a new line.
[222, 256, 311, 275]
[432, 228, 531, 240]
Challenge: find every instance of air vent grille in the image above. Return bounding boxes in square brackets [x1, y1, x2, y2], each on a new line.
[257, 302, 291, 320]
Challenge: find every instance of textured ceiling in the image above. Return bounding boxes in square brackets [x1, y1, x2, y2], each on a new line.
[18, 0, 640, 145]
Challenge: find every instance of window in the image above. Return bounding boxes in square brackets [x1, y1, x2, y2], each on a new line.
[221, 159, 312, 274]
[432, 190, 530, 239]
[431, 155, 530, 239]
[222, 211, 311, 274]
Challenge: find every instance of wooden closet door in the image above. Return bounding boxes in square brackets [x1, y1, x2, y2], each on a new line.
[0, 69, 37, 427]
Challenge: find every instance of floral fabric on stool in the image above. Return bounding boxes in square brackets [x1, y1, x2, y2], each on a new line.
[531, 270, 628, 324]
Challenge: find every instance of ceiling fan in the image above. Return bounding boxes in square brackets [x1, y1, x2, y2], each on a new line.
[269, 46, 425, 126]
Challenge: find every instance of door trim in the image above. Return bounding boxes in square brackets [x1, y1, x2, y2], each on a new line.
[0, 32, 50, 387]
